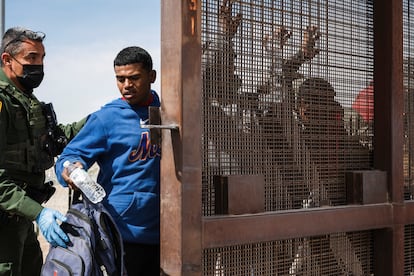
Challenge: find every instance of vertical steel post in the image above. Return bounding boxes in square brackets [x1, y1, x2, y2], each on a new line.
[373, 0, 404, 275]
[160, 0, 202, 275]
[0, 0, 4, 37]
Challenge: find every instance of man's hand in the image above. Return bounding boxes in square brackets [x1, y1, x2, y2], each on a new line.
[263, 26, 292, 52]
[302, 26, 321, 60]
[61, 161, 83, 190]
[219, 0, 242, 38]
[36, 208, 69, 248]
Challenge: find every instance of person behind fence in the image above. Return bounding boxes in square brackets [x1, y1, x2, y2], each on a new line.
[297, 77, 371, 204]
[297, 78, 344, 136]
[0, 27, 86, 276]
[55, 46, 161, 276]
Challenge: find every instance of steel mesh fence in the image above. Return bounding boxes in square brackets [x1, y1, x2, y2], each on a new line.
[203, 231, 373, 276]
[201, 0, 374, 274]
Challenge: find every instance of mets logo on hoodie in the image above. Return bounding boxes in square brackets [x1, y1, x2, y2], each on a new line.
[128, 132, 161, 162]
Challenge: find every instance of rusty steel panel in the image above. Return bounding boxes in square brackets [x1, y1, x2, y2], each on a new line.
[200, 0, 376, 272]
[373, 0, 404, 275]
[346, 170, 388, 204]
[202, 204, 393, 249]
[159, 0, 414, 274]
[160, 0, 202, 275]
[214, 174, 265, 215]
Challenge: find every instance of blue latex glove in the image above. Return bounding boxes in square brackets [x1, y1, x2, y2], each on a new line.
[36, 208, 69, 248]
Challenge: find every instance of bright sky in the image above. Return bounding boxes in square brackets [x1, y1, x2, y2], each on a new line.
[6, 0, 161, 124]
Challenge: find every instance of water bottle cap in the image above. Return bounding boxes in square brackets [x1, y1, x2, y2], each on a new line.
[63, 160, 71, 168]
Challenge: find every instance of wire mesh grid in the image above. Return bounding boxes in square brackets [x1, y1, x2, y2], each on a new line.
[203, 231, 373, 276]
[404, 0, 414, 201]
[201, 0, 373, 212]
[405, 225, 414, 276]
[403, 1, 414, 275]
[201, 0, 374, 274]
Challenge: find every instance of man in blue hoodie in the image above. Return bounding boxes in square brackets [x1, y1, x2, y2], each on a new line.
[55, 46, 161, 275]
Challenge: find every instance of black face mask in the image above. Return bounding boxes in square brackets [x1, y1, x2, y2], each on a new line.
[16, 64, 44, 92]
[11, 56, 44, 92]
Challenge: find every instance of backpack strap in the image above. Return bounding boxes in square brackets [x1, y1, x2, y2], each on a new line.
[70, 189, 82, 206]
[70, 189, 127, 275]
[70, 189, 95, 207]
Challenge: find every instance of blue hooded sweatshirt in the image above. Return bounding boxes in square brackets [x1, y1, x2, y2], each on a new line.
[55, 90, 161, 244]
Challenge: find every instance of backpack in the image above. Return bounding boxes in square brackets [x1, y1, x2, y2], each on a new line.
[41, 191, 127, 276]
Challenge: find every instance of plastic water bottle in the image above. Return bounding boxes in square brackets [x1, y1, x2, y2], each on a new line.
[63, 161, 106, 203]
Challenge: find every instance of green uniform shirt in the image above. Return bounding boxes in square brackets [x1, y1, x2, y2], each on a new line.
[0, 68, 86, 220]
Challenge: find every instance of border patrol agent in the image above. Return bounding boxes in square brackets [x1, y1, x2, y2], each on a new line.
[0, 27, 86, 276]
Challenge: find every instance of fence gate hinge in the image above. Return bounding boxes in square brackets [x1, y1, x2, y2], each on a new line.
[142, 106, 179, 145]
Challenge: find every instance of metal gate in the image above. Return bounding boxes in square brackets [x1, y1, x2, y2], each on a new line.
[160, 0, 413, 275]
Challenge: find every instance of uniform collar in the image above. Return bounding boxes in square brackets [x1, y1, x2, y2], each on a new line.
[0, 68, 23, 93]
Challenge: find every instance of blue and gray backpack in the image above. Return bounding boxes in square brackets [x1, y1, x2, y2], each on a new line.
[41, 191, 126, 276]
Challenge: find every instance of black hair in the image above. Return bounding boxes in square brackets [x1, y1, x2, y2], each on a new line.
[113, 46, 153, 72]
[299, 77, 336, 104]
